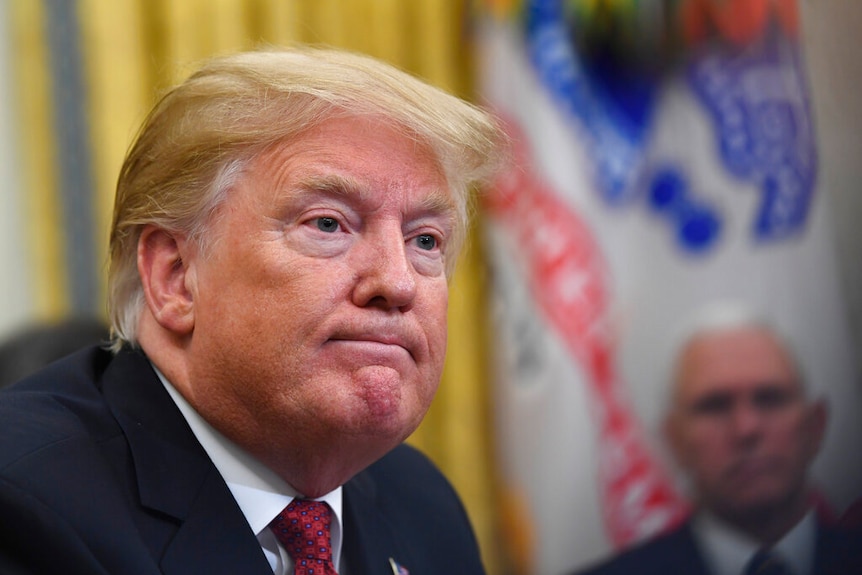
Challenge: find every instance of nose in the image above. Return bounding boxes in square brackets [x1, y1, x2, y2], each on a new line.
[351, 227, 418, 310]
[729, 400, 764, 445]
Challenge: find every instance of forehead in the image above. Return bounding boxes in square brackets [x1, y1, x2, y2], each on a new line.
[243, 115, 451, 206]
[674, 327, 800, 400]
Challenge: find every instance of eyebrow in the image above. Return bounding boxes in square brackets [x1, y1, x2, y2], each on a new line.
[683, 381, 802, 408]
[293, 173, 457, 221]
[293, 173, 363, 199]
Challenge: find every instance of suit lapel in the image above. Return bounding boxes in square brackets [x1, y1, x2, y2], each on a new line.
[343, 469, 416, 575]
[102, 349, 272, 575]
[158, 469, 273, 575]
[813, 522, 862, 575]
[674, 522, 714, 575]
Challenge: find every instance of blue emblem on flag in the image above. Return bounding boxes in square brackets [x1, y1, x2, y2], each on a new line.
[647, 166, 722, 254]
[523, 0, 657, 206]
[687, 26, 817, 242]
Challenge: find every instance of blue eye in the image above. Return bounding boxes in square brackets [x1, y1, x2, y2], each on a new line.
[316, 217, 339, 233]
[416, 234, 437, 251]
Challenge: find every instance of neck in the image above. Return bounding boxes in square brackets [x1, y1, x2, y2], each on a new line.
[709, 491, 811, 546]
[247, 430, 400, 498]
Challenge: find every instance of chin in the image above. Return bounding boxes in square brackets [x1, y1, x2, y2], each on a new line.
[723, 491, 791, 518]
[350, 371, 433, 424]
[365, 409, 424, 442]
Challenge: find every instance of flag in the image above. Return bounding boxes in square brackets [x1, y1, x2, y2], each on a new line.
[476, 1, 862, 573]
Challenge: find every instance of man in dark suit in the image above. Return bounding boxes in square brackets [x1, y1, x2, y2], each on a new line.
[0, 47, 506, 575]
[577, 305, 861, 575]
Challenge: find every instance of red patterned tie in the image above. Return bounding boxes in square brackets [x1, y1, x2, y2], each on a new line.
[269, 499, 338, 575]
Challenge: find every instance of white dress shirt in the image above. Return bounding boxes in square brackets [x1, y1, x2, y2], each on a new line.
[155, 366, 345, 574]
[692, 509, 816, 575]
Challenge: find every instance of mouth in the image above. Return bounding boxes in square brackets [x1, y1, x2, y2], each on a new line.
[726, 458, 780, 483]
[327, 332, 416, 362]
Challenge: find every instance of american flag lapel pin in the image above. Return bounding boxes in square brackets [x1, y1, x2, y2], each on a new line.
[388, 557, 409, 575]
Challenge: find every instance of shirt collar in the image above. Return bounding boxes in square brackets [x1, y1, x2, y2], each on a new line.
[692, 509, 816, 575]
[154, 365, 344, 571]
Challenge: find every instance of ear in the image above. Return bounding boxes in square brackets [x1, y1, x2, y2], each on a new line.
[804, 397, 829, 458]
[138, 225, 195, 336]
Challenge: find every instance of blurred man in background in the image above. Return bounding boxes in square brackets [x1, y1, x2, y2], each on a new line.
[0, 46, 505, 575]
[578, 304, 860, 575]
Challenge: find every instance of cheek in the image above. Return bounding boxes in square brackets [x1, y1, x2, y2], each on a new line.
[781, 415, 818, 460]
[681, 426, 729, 470]
[247, 254, 341, 317]
[427, 301, 449, 364]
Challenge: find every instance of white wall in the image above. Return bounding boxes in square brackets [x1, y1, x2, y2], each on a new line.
[800, 0, 862, 378]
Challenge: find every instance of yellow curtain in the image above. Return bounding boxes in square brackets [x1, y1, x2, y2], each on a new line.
[8, 0, 68, 320]
[9, 1, 509, 572]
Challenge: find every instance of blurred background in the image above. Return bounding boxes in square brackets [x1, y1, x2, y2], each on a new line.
[0, 1, 860, 574]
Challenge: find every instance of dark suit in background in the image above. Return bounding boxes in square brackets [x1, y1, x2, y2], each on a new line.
[0, 346, 483, 575]
[575, 519, 862, 575]
[574, 306, 861, 575]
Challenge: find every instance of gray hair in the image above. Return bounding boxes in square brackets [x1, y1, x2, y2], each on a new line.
[664, 301, 809, 411]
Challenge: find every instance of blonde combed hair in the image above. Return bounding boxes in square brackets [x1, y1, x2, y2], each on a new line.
[107, 46, 507, 352]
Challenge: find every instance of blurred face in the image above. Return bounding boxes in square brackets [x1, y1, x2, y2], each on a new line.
[181, 115, 454, 473]
[665, 327, 826, 522]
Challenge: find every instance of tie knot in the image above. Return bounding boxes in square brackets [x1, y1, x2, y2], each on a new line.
[270, 499, 337, 575]
[744, 549, 791, 575]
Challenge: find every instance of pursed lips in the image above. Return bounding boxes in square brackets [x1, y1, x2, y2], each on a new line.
[726, 457, 780, 482]
[326, 331, 417, 362]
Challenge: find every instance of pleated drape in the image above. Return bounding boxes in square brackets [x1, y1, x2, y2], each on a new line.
[7, 1, 507, 572]
[8, 0, 68, 319]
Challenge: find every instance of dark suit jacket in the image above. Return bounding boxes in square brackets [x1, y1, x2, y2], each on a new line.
[574, 518, 862, 575]
[0, 346, 486, 575]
